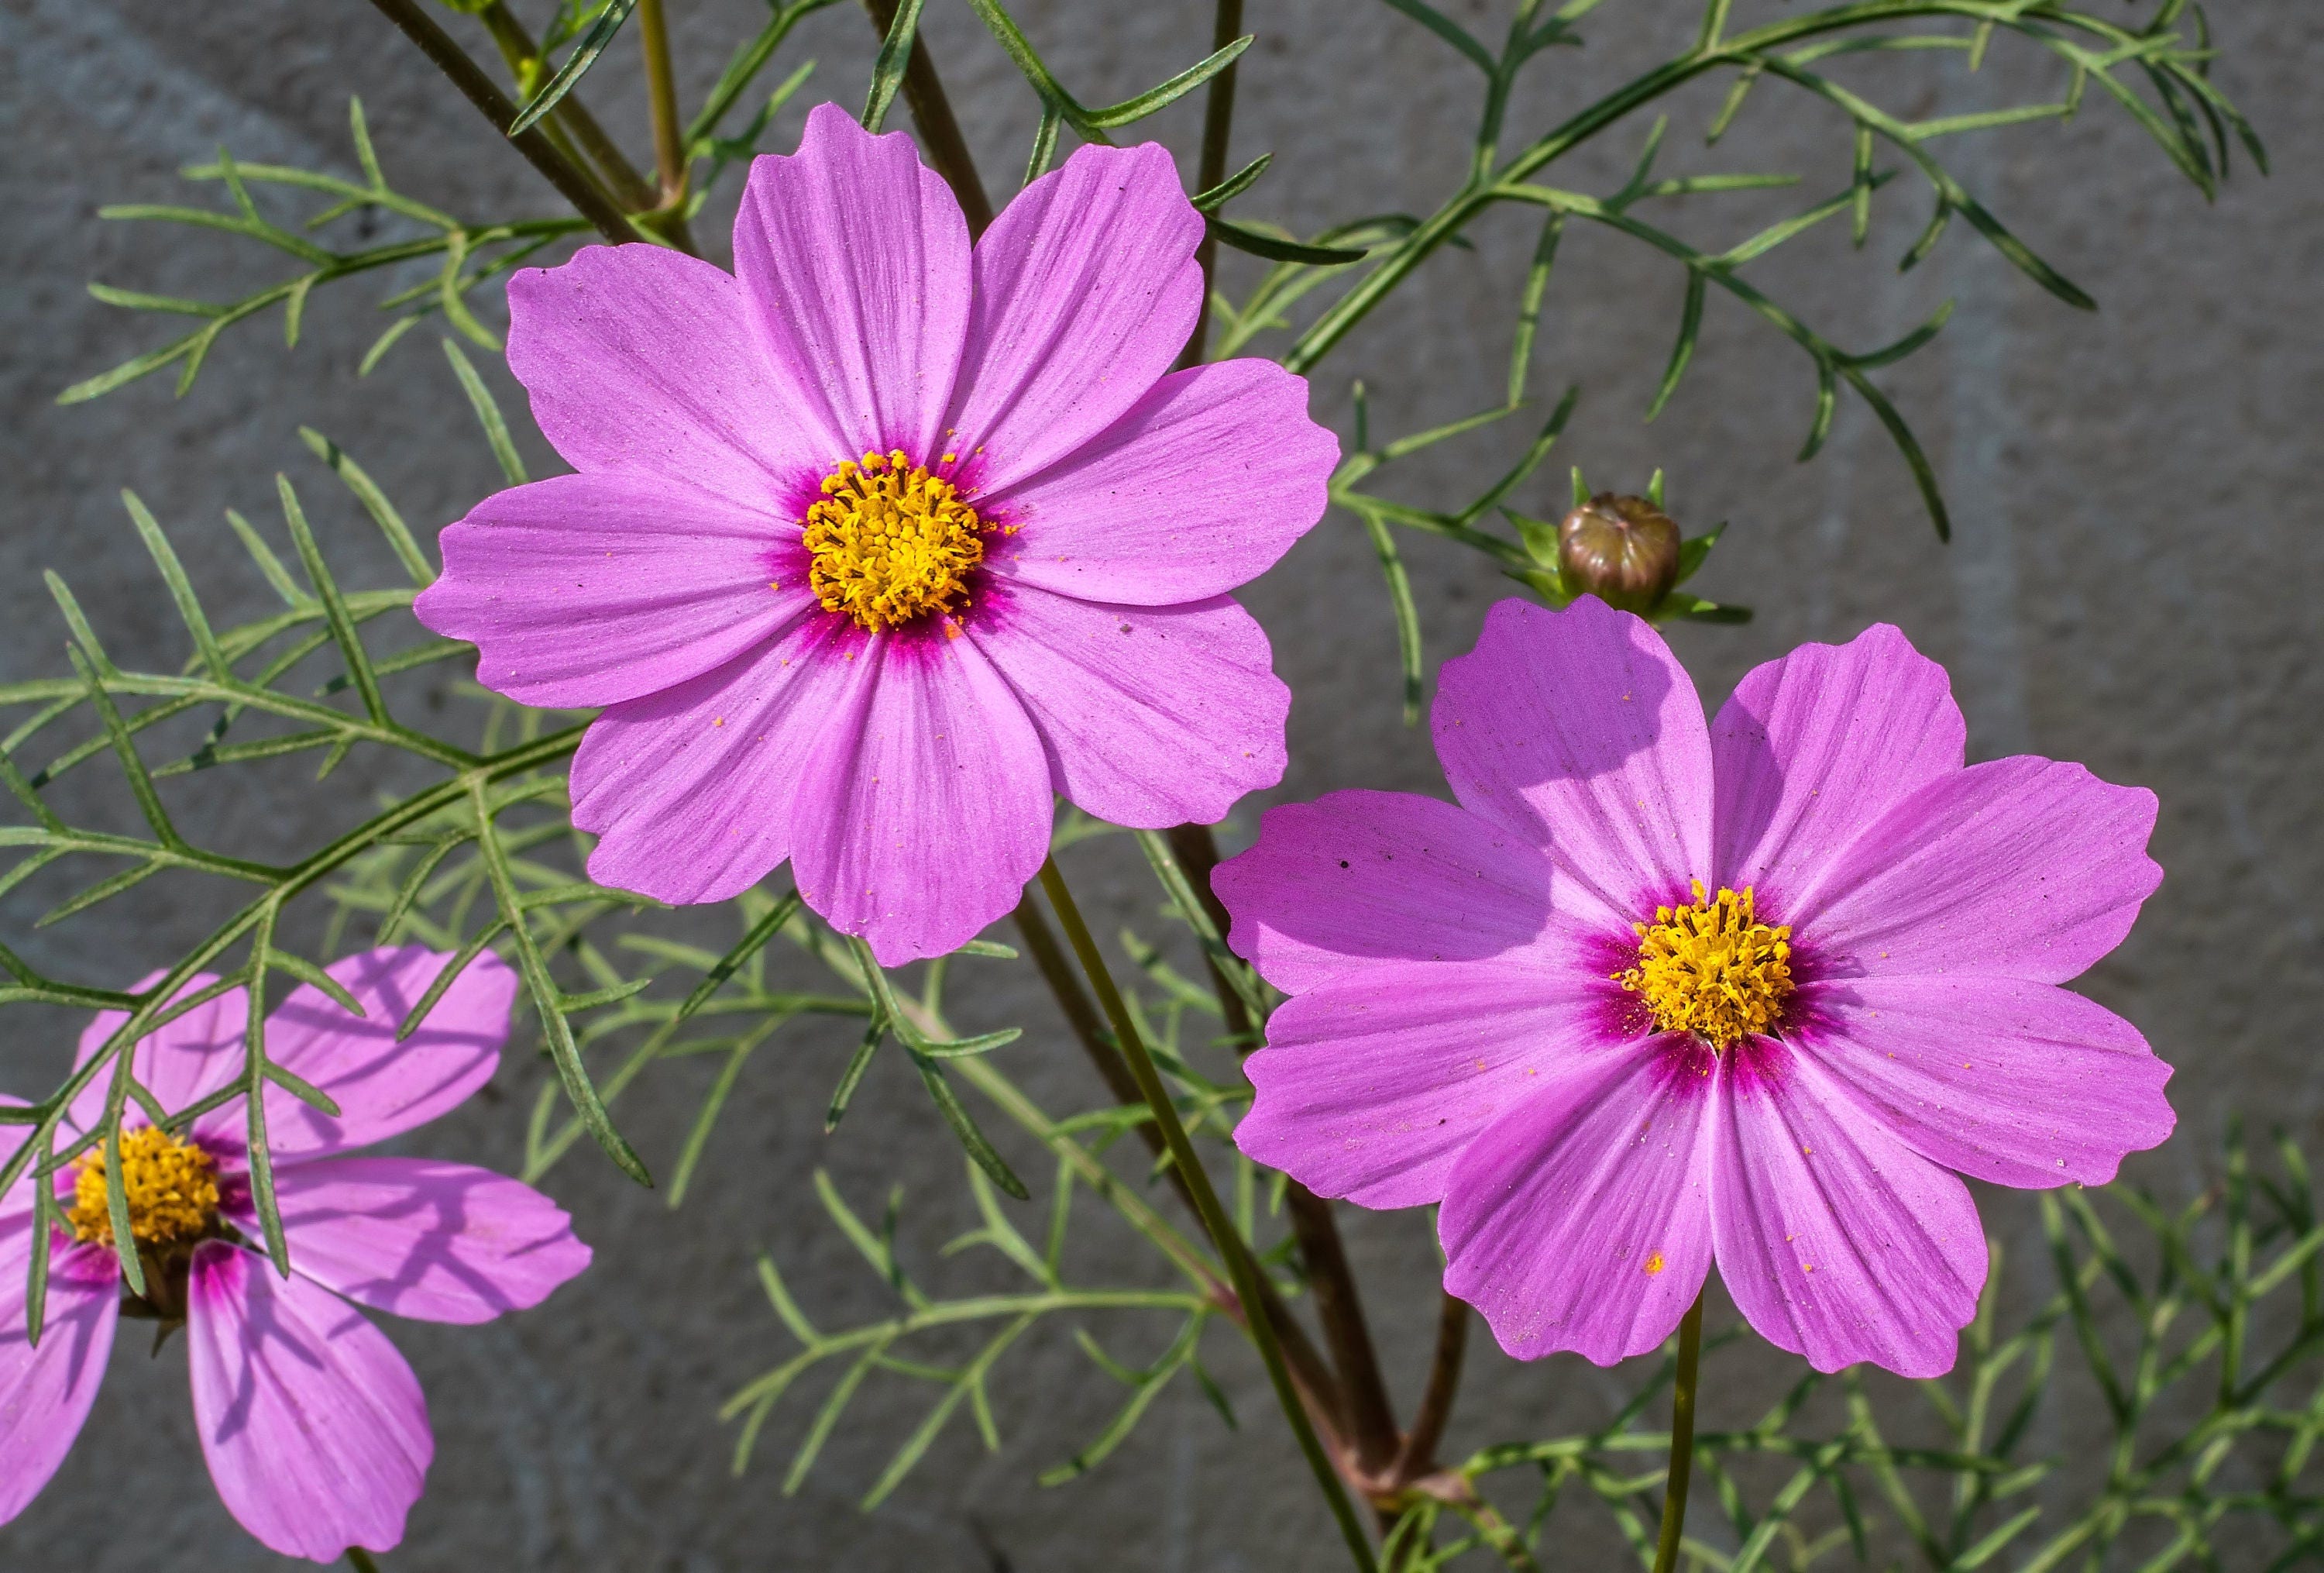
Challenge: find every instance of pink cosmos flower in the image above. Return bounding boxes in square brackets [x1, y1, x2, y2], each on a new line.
[1217, 597, 2174, 1377]
[0, 947, 590, 1561]
[415, 103, 1338, 965]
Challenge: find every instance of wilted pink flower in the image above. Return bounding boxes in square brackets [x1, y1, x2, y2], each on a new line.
[417, 103, 1337, 964]
[0, 947, 590, 1561]
[1218, 597, 2173, 1377]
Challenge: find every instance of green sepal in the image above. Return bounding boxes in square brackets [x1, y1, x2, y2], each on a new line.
[1501, 566, 1571, 606]
[1503, 508, 1563, 569]
[1657, 594, 1753, 625]
[1671, 521, 1728, 589]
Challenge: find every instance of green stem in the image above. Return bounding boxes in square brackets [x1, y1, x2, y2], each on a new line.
[1006, 897, 1355, 1447]
[346, 1549, 382, 1572]
[1177, 0, 1243, 367]
[861, 0, 994, 236]
[1287, 0, 2119, 377]
[476, 0, 660, 213]
[1289, 1181, 1401, 1476]
[636, 0, 686, 201]
[634, 0, 699, 251]
[1156, 821, 1395, 1472]
[1037, 857, 1377, 1572]
[687, 0, 841, 149]
[1392, 1292, 1470, 1478]
[1652, 1289, 1707, 1573]
[1159, 822, 1255, 1045]
[361, 0, 638, 245]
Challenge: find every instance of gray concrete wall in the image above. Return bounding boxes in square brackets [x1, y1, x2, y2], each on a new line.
[0, 0, 2317, 1567]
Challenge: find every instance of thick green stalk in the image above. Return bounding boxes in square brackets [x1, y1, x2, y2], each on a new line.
[1176, 0, 1243, 367]
[636, 0, 686, 199]
[476, 0, 660, 213]
[1391, 1292, 1470, 1478]
[360, 0, 638, 244]
[1007, 895, 1355, 1447]
[1289, 1182, 1401, 1477]
[634, 0, 699, 252]
[1652, 1289, 1707, 1573]
[1037, 859, 1377, 1572]
[861, 0, 994, 235]
[1156, 821, 1401, 1474]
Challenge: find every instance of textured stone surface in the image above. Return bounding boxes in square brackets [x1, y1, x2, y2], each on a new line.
[0, 0, 2316, 1566]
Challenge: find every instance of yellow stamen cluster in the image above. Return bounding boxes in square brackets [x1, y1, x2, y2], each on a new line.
[1617, 879, 1794, 1047]
[804, 450, 987, 632]
[68, 1125, 221, 1250]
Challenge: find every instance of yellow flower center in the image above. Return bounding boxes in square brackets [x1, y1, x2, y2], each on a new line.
[804, 450, 988, 632]
[68, 1125, 221, 1250]
[1617, 880, 1794, 1047]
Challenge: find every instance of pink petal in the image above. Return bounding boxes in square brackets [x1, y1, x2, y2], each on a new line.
[241, 1158, 590, 1326]
[573, 613, 870, 905]
[1213, 790, 1624, 996]
[67, 970, 249, 1134]
[1710, 1041, 1986, 1378]
[0, 1216, 118, 1530]
[187, 1242, 431, 1562]
[1797, 976, 2174, 1188]
[416, 472, 817, 709]
[1434, 598, 1711, 920]
[982, 361, 1338, 605]
[968, 583, 1285, 830]
[215, 948, 513, 1161]
[1710, 624, 1964, 909]
[733, 102, 971, 464]
[504, 243, 822, 508]
[1439, 1036, 1720, 1365]
[1239, 960, 1630, 1210]
[1785, 756, 2161, 984]
[945, 143, 1202, 494]
[790, 631, 1052, 965]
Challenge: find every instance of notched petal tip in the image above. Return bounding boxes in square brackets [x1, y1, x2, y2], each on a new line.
[1788, 754, 2165, 985]
[266, 1157, 593, 1327]
[743, 100, 944, 210]
[983, 360, 1339, 606]
[972, 588, 1287, 832]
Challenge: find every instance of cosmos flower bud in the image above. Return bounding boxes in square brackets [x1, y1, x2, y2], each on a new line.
[1556, 493, 1681, 614]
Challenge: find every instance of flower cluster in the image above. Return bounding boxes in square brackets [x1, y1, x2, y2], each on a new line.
[418, 104, 2175, 1389]
[5, 85, 2190, 1563]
